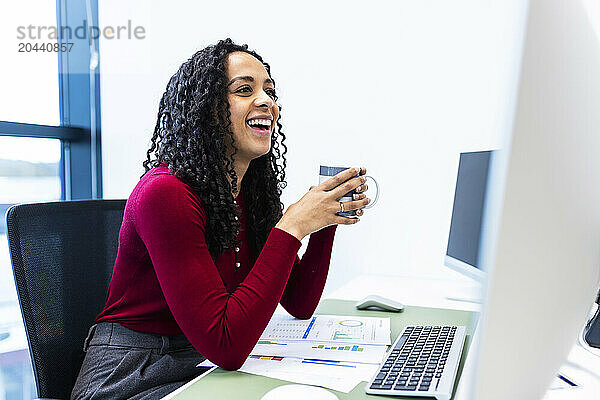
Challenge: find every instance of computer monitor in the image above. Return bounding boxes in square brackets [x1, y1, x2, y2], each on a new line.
[445, 150, 493, 283]
[456, 1, 600, 399]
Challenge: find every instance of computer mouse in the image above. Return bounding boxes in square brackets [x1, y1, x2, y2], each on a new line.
[261, 384, 339, 400]
[355, 295, 404, 312]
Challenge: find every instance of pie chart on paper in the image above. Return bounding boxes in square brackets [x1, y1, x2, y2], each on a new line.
[338, 320, 363, 327]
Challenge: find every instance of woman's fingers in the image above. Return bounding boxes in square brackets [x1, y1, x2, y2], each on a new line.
[335, 215, 360, 225]
[338, 197, 371, 212]
[319, 167, 360, 191]
[331, 175, 365, 199]
[355, 183, 369, 193]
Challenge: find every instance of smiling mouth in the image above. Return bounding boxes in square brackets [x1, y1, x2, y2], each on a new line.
[246, 119, 272, 134]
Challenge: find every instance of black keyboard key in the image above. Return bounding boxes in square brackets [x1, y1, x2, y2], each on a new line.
[435, 373, 442, 378]
[419, 386, 430, 391]
[376, 372, 387, 380]
[393, 333, 410, 350]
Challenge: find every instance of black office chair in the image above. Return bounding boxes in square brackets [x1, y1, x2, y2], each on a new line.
[5, 200, 126, 400]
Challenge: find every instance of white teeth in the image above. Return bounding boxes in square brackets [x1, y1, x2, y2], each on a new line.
[247, 118, 271, 128]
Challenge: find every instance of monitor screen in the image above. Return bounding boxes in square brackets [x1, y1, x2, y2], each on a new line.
[446, 150, 492, 273]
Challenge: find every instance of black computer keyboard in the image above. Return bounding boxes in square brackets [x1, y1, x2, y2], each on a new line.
[365, 325, 466, 400]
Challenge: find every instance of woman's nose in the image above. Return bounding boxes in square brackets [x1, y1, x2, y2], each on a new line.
[254, 90, 275, 108]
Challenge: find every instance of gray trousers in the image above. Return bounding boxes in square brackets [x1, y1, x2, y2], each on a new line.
[71, 322, 208, 400]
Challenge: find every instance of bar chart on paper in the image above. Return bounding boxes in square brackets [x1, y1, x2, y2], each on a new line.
[252, 339, 387, 364]
[312, 344, 364, 351]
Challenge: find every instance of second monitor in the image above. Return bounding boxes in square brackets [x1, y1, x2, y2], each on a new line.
[445, 150, 493, 283]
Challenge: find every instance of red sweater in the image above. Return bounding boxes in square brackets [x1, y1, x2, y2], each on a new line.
[96, 166, 336, 369]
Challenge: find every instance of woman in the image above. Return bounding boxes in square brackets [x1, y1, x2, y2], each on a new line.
[71, 38, 371, 399]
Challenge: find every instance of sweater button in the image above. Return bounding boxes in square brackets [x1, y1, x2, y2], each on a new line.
[235, 262, 241, 268]
[235, 247, 240, 252]
[234, 216, 239, 221]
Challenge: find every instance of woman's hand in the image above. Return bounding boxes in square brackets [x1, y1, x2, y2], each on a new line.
[275, 167, 371, 241]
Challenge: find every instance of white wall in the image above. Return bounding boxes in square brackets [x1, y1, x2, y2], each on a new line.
[99, 0, 526, 293]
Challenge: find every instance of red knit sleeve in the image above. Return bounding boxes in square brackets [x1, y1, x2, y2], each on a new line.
[279, 225, 337, 319]
[133, 174, 301, 370]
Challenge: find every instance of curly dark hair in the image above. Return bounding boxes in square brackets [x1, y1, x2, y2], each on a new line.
[143, 38, 288, 261]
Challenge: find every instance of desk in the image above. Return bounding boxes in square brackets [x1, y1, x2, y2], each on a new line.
[166, 299, 477, 400]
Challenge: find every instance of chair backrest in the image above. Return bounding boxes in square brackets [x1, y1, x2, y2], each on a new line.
[6, 200, 126, 399]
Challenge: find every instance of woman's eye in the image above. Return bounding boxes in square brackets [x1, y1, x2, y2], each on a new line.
[235, 86, 277, 99]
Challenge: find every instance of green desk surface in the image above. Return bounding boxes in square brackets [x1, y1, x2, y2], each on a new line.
[171, 299, 478, 400]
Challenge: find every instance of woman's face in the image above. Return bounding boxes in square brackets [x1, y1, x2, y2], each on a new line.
[225, 51, 279, 164]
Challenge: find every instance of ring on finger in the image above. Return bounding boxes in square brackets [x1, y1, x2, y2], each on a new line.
[340, 202, 344, 213]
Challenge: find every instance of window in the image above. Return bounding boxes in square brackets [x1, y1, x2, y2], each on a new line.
[0, 1, 101, 398]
